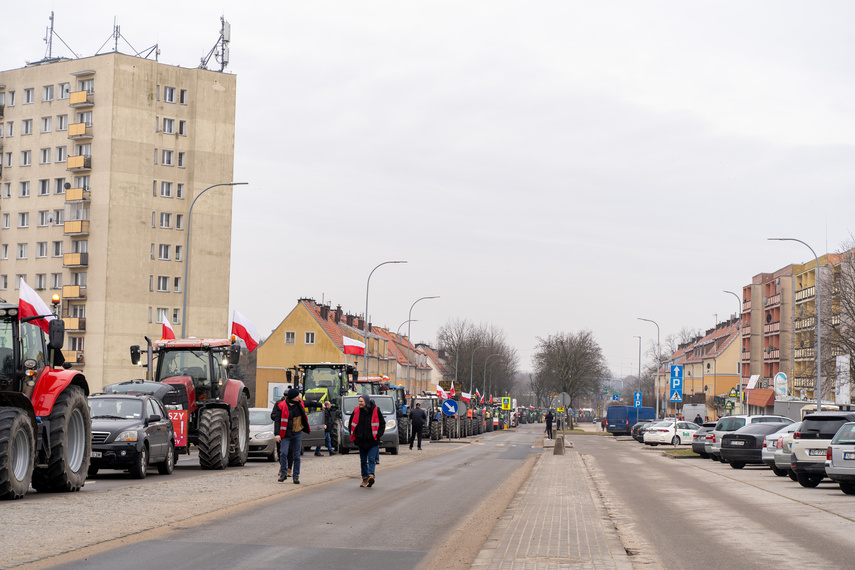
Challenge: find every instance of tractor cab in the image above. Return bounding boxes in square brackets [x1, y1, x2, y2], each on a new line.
[297, 363, 357, 410]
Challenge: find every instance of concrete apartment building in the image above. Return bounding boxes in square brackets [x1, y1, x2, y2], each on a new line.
[0, 52, 236, 390]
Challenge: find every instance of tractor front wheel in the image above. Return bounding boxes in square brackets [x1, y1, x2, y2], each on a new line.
[198, 408, 229, 470]
[32, 385, 90, 493]
[228, 392, 250, 467]
[398, 417, 410, 445]
[0, 408, 35, 500]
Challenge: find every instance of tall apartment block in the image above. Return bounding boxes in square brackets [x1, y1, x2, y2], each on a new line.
[0, 52, 237, 390]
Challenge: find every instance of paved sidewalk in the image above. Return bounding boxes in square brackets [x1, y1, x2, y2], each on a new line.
[471, 444, 633, 570]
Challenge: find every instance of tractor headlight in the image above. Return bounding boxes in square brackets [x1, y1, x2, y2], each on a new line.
[115, 431, 138, 442]
[386, 420, 396, 430]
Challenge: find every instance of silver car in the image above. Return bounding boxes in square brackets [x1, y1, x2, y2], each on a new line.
[710, 415, 793, 462]
[248, 407, 278, 462]
[825, 422, 855, 495]
[338, 395, 400, 455]
[762, 422, 801, 476]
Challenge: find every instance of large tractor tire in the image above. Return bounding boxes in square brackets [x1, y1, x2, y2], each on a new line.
[0, 408, 35, 500]
[228, 392, 250, 467]
[32, 386, 90, 493]
[486, 419, 493, 432]
[398, 417, 410, 445]
[429, 420, 441, 441]
[445, 417, 457, 439]
[198, 408, 229, 470]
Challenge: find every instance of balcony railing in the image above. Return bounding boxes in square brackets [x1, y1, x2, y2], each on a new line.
[65, 187, 90, 202]
[743, 299, 752, 311]
[793, 377, 815, 390]
[64, 220, 90, 235]
[764, 348, 780, 361]
[832, 346, 845, 357]
[832, 314, 841, 326]
[796, 286, 816, 302]
[62, 285, 86, 299]
[64, 317, 86, 331]
[741, 350, 751, 361]
[63, 252, 88, 267]
[764, 321, 781, 334]
[69, 90, 94, 107]
[68, 122, 93, 139]
[765, 293, 781, 307]
[67, 155, 91, 171]
[795, 317, 816, 331]
[795, 347, 816, 360]
[62, 350, 84, 364]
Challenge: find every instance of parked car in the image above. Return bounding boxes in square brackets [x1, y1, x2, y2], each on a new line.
[774, 429, 800, 481]
[302, 408, 327, 453]
[248, 407, 278, 462]
[790, 412, 855, 487]
[762, 422, 801, 476]
[643, 421, 699, 446]
[102, 379, 183, 408]
[337, 395, 400, 455]
[88, 393, 175, 479]
[692, 422, 717, 458]
[709, 415, 794, 462]
[631, 420, 657, 443]
[720, 422, 790, 469]
[824, 422, 855, 495]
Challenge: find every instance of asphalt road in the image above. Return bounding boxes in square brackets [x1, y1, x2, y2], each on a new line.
[572, 434, 855, 569]
[47, 427, 538, 570]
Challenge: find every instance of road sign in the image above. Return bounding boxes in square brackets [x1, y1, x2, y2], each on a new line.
[725, 400, 734, 410]
[670, 365, 683, 403]
[612, 394, 619, 401]
[442, 399, 458, 416]
[728, 387, 738, 398]
[669, 389, 682, 402]
[501, 397, 511, 410]
[557, 407, 564, 412]
[634, 391, 642, 408]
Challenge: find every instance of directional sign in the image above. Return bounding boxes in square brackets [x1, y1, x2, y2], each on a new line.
[670, 365, 683, 403]
[442, 399, 458, 416]
[501, 397, 511, 410]
[670, 389, 683, 403]
[634, 391, 642, 408]
[612, 394, 619, 401]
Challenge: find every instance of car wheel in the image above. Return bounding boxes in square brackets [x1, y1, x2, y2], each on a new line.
[699, 452, 709, 459]
[129, 445, 148, 479]
[157, 442, 175, 475]
[719, 455, 727, 463]
[771, 466, 788, 477]
[797, 472, 822, 488]
[787, 469, 798, 481]
[839, 482, 855, 495]
[389, 445, 399, 456]
[87, 466, 99, 477]
[267, 445, 278, 463]
[730, 461, 745, 469]
[671, 436, 679, 446]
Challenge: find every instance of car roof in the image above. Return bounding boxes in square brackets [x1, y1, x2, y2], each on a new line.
[804, 412, 855, 421]
[89, 393, 149, 400]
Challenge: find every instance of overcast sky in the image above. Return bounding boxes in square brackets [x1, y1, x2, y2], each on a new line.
[6, 2, 855, 377]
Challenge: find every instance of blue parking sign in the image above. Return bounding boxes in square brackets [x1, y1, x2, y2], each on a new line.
[670, 365, 683, 402]
[633, 391, 642, 408]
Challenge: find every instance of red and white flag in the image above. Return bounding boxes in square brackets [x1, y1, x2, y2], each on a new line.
[437, 386, 449, 399]
[231, 309, 260, 352]
[162, 318, 176, 340]
[461, 392, 471, 403]
[342, 336, 365, 356]
[475, 388, 483, 403]
[18, 278, 55, 334]
[449, 384, 456, 397]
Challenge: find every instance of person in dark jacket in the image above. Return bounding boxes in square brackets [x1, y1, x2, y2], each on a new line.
[409, 402, 427, 450]
[348, 394, 385, 487]
[314, 401, 337, 456]
[273, 388, 310, 484]
[545, 410, 554, 439]
[693, 414, 703, 425]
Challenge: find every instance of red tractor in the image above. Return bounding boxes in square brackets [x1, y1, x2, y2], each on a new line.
[0, 301, 91, 500]
[130, 338, 250, 469]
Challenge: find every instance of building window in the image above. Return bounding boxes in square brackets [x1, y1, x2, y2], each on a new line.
[175, 245, 183, 261]
[15, 275, 25, 289]
[151, 243, 155, 260]
[163, 87, 175, 103]
[22, 119, 33, 135]
[172, 308, 181, 324]
[74, 175, 89, 190]
[70, 304, 85, 318]
[71, 239, 87, 253]
[69, 336, 84, 352]
[179, 89, 188, 105]
[285, 332, 296, 345]
[53, 209, 63, 225]
[173, 277, 181, 293]
[1, 214, 8, 229]
[39, 149, 51, 165]
[176, 183, 184, 199]
[3, 184, 10, 198]
[56, 146, 67, 162]
[0, 275, 6, 290]
[5, 92, 12, 107]
[158, 244, 171, 260]
[152, 212, 156, 228]
[41, 117, 52, 133]
[58, 83, 70, 99]
[17, 243, 28, 259]
[18, 213, 29, 228]
[76, 111, 92, 126]
[35, 274, 46, 289]
[75, 143, 91, 157]
[160, 213, 172, 229]
[162, 150, 174, 166]
[19, 182, 30, 197]
[175, 214, 184, 230]
[57, 115, 68, 131]
[51, 273, 62, 289]
[20, 151, 31, 167]
[52, 241, 62, 257]
[43, 85, 54, 102]
[157, 276, 169, 292]
[157, 307, 168, 324]
[163, 118, 174, 134]
[161, 181, 173, 198]
[23, 88, 34, 104]
[178, 120, 187, 136]
[38, 179, 49, 195]
[0, 244, 7, 259]
[154, 148, 158, 165]
[55, 178, 66, 194]
[36, 242, 47, 258]
[78, 79, 94, 94]
[38, 211, 50, 226]
[305, 332, 315, 345]
[6, 122, 13, 137]
[149, 275, 154, 292]
[5, 153, 12, 167]
[71, 272, 86, 288]
[177, 152, 185, 168]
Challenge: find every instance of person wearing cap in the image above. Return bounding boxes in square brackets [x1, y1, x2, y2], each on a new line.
[409, 402, 427, 450]
[273, 388, 310, 484]
[348, 394, 385, 487]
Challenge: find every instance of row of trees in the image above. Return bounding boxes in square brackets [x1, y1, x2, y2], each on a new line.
[435, 319, 519, 398]
[529, 330, 610, 410]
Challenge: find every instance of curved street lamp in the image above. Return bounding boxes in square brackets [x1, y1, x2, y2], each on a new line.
[638, 317, 661, 418]
[724, 290, 743, 413]
[406, 296, 439, 396]
[483, 353, 501, 403]
[469, 345, 488, 396]
[363, 260, 407, 376]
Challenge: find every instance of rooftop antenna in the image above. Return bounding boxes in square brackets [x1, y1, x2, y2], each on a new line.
[94, 17, 159, 60]
[199, 16, 231, 72]
[38, 11, 79, 62]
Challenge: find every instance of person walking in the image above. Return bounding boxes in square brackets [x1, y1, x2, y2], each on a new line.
[273, 388, 310, 484]
[409, 402, 427, 450]
[693, 414, 703, 425]
[545, 409, 554, 439]
[314, 401, 337, 456]
[348, 394, 385, 488]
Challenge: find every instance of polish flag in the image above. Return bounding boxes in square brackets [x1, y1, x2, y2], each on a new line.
[18, 278, 56, 334]
[475, 388, 483, 403]
[437, 386, 449, 399]
[343, 336, 365, 356]
[461, 392, 471, 403]
[231, 310, 260, 352]
[162, 318, 176, 340]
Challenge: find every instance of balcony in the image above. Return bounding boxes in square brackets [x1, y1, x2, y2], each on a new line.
[793, 377, 815, 390]
[69, 90, 94, 108]
[741, 350, 751, 361]
[62, 285, 86, 299]
[64, 317, 86, 331]
[763, 321, 781, 335]
[832, 314, 841, 326]
[832, 346, 845, 357]
[743, 299, 752, 311]
[795, 347, 816, 360]
[63, 252, 88, 267]
[62, 350, 84, 365]
[64, 220, 90, 235]
[65, 187, 90, 202]
[765, 293, 781, 308]
[67, 155, 91, 171]
[795, 317, 816, 332]
[763, 348, 780, 362]
[796, 286, 816, 303]
[68, 122, 92, 140]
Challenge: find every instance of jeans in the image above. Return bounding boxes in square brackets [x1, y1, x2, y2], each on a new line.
[279, 432, 302, 478]
[359, 444, 380, 477]
[409, 425, 423, 449]
[546, 425, 553, 439]
[315, 432, 333, 454]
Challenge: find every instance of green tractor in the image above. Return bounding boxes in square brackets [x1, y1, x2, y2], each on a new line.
[291, 363, 358, 451]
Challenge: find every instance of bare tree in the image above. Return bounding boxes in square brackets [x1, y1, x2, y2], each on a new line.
[435, 319, 520, 398]
[532, 330, 609, 409]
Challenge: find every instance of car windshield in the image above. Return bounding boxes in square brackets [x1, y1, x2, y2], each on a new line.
[342, 396, 394, 416]
[415, 398, 433, 409]
[716, 417, 745, 431]
[249, 410, 271, 425]
[801, 417, 851, 438]
[89, 398, 144, 419]
[752, 416, 793, 424]
[735, 423, 787, 435]
[308, 411, 324, 423]
[831, 424, 855, 444]
[105, 382, 162, 395]
[652, 421, 673, 428]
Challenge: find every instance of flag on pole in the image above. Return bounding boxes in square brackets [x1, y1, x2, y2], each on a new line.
[162, 318, 176, 340]
[342, 336, 365, 356]
[475, 388, 483, 403]
[449, 384, 456, 397]
[231, 309, 260, 352]
[461, 392, 471, 403]
[437, 386, 449, 399]
[18, 277, 55, 334]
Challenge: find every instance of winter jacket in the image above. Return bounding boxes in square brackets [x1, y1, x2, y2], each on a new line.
[348, 399, 386, 449]
[323, 407, 335, 434]
[545, 412, 554, 427]
[272, 398, 310, 438]
[410, 407, 428, 429]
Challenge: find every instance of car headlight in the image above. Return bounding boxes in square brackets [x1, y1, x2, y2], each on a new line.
[255, 431, 273, 440]
[165, 404, 183, 411]
[386, 420, 396, 430]
[115, 431, 138, 442]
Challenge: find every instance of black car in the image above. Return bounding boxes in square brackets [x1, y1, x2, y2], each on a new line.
[720, 422, 790, 469]
[88, 394, 176, 479]
[631, 420, 656, 443]
[103, 379, 184, 408]
[692, 422, 717, 458]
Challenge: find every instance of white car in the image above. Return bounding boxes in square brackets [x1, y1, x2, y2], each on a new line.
[762, 422, 801, 476]
[643, 421, 699, 446]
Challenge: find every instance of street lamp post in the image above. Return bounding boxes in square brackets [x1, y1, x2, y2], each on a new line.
[638, 318, 661, 418]
[483, 354, 501, 401]
[181, 181, 248, 338]
[363, 261, 407, 378]
[469, 345, 487, 396]
[724, 290, 744, 414]
[406, 296, 439, 397]
[769, 237, 823, 412]
[634, 335, 642, 397]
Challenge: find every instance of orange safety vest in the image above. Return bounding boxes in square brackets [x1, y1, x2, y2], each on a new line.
[350, 405, 380, 442]
[277, 399, 307, 438]
[467, 408, 473, 418]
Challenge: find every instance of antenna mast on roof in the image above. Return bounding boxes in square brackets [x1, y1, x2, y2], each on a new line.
[199, 16, 231, 72]
[40, 11, 79, 62]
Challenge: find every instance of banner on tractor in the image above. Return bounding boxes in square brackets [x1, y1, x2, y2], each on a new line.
[168, 410, 188, 447]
